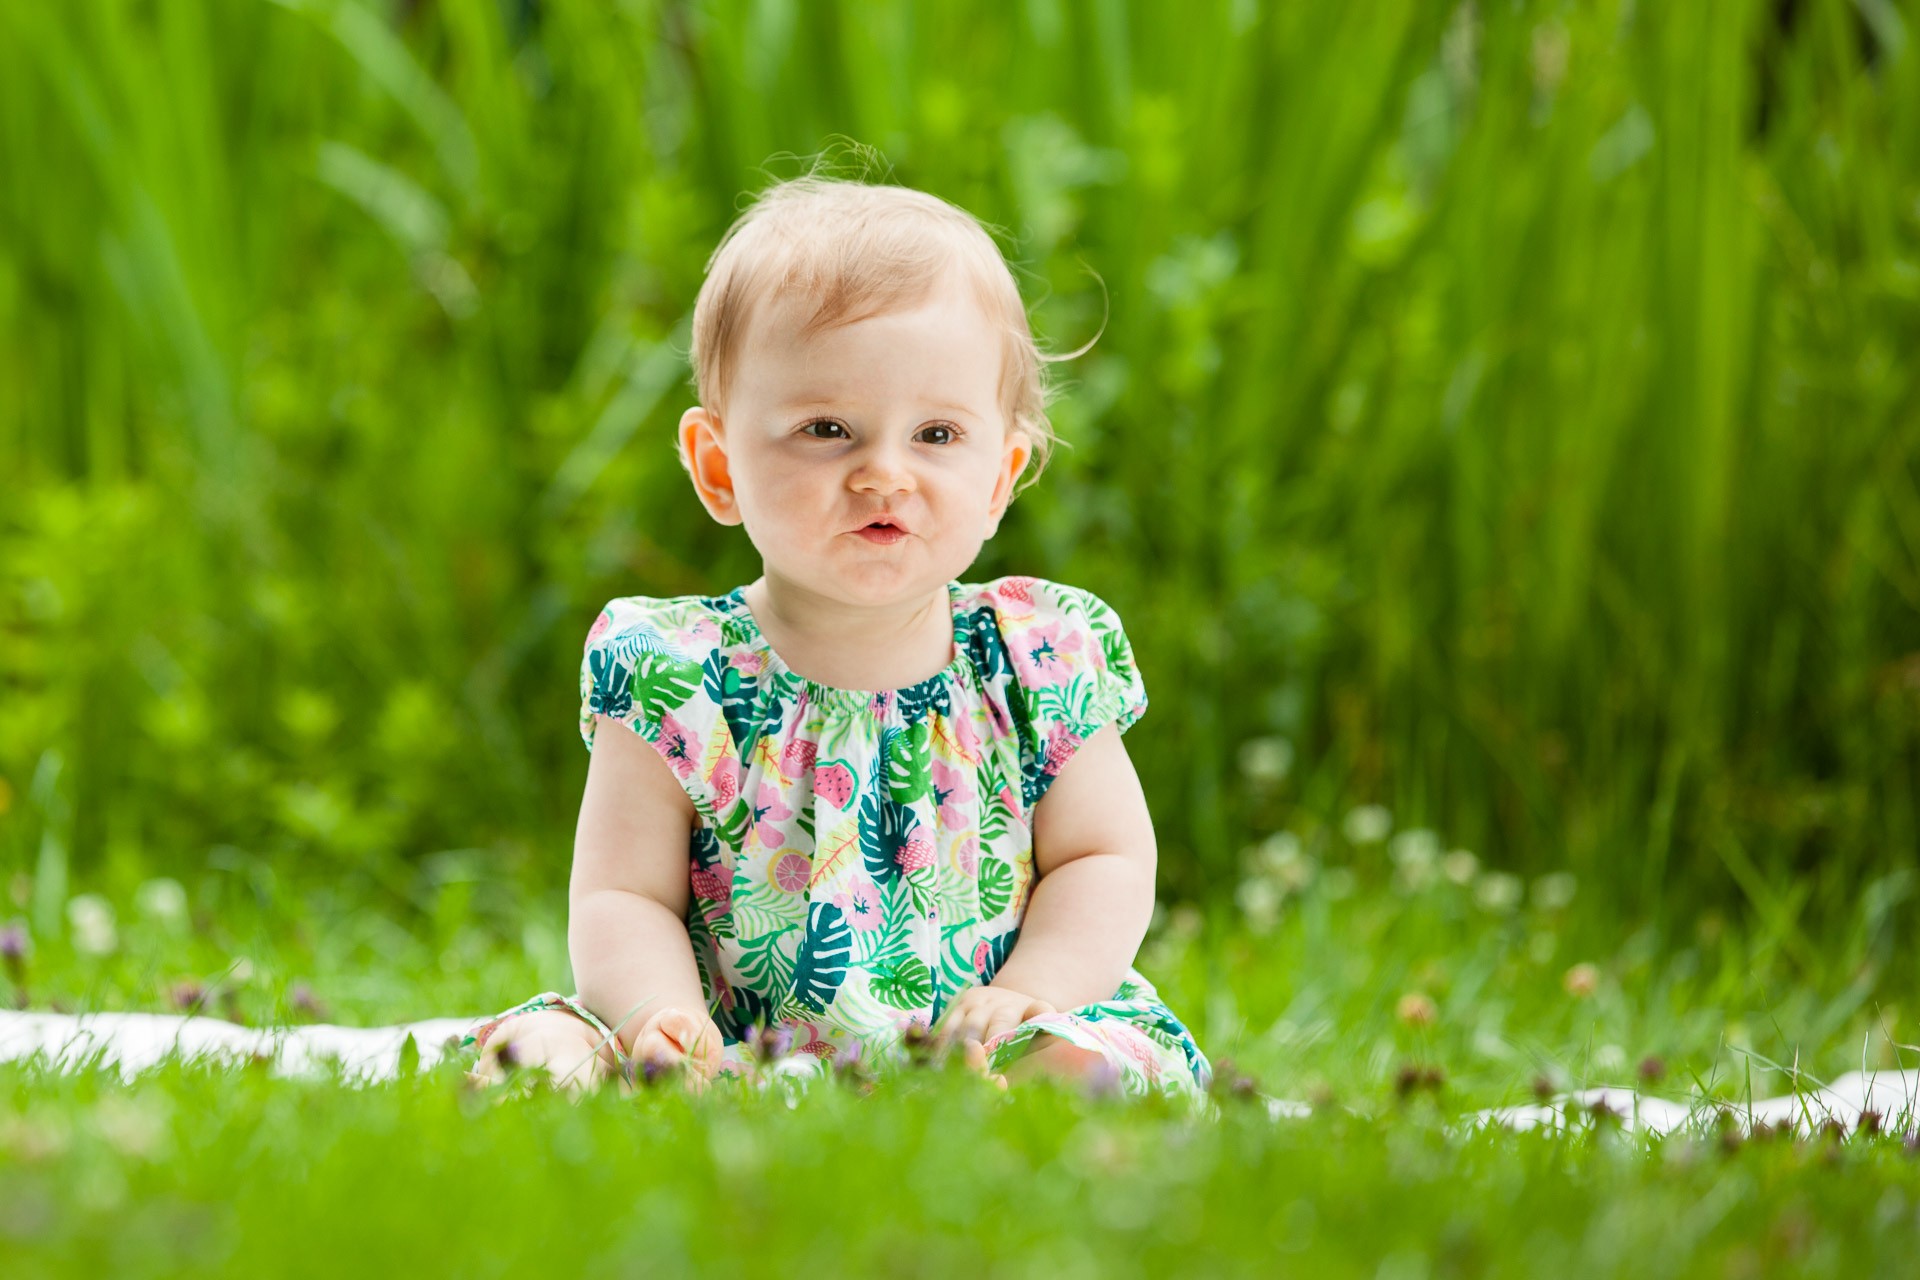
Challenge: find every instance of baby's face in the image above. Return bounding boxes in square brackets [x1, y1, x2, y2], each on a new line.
[681, 271, 1031, 609]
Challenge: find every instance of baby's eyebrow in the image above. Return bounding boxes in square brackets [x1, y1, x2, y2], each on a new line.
[780, 394, 981, 419]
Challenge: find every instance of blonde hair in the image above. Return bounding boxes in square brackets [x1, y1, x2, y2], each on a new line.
[689, 174, 1083, 493]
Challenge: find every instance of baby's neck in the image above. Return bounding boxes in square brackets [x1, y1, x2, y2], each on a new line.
[741, 575, 956, 693]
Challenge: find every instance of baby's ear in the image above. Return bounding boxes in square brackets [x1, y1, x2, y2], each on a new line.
[986, 426, 1034, 528]
[679, 406, 742, 526]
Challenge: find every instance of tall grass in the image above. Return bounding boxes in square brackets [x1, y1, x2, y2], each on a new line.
[1, 0, 1915, 947]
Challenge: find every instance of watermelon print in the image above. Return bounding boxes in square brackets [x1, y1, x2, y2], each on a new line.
[464, 577, 1212, 1104]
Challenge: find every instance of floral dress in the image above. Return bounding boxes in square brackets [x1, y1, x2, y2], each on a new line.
[463, 575, 1213, 1102]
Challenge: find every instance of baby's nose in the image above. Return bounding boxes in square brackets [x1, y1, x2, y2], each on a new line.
[850, 448, 917, 494]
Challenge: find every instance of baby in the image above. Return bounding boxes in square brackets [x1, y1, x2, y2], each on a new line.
[463, 175, 1213, 1102]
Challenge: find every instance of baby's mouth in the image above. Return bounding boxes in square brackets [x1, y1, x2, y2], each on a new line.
[852, 515, 910, 544]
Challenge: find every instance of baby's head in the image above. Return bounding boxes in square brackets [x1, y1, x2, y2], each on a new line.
[678, 177, 1066, 607]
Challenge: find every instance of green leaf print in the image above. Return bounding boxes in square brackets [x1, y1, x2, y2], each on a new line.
[884, 720, 932, 805]
[631, 651, 702, 723]
[713, 795, 752, 849]
[1030, 676, 1097, 729]
[856, 787, 913, 885]
[869, 954, 934, 1009]
[859, 875, 917, 970]
[979, 767, 1014, 844]
[902, 866, 936, 918]
[734, 924, 797, 993]
[790, 900, 853, 1013]
[730, 878, 805, 940]
[937, 919, 981, 996]
[976, 855, 1014, 921]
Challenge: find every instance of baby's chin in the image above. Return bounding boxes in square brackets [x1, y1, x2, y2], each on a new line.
[763, 551, 979, 605]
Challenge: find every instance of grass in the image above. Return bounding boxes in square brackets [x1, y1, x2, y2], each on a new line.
[4, 1059, 1919, 1278]
[4, 868, 1920, 1276]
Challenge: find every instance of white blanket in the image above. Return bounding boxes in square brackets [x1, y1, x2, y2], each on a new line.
[3, 1009, 1914, 1136]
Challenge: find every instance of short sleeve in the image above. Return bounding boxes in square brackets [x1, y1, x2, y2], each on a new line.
[578, 596, 737, 827]
[987, 577, 1149, 808]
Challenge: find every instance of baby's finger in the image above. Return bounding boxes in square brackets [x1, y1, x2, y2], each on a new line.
[961, 1038, 996, 1078]
[549, 1044, 612, 1097]
[941, 998, 994, 1046]
[631, 1026, 689, 1072]
[671, 1013, 725, 1077]
[980, 1011, 1027, 1050]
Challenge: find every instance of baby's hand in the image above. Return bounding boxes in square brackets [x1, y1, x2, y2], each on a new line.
[934, 985, 1056, 1072]
[626, 1005, 727, 1093]
[471, 1009, 619, 1098]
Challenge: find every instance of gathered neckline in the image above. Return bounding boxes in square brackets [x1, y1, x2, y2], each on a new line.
[716, 581, 974, 714]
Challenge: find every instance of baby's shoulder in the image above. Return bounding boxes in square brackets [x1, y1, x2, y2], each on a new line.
[957, 575, 1129, 632]
[582, 591, 748, 665]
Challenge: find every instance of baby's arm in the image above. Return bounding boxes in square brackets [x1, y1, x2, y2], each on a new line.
[984, 723, 1158, 1011]
[566, 712, 724, 1076]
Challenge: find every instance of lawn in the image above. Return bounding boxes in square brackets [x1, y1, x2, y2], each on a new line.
[4, 854, 1917, 1277]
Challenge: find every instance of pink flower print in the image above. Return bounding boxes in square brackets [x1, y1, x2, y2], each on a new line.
[656, 712, 697, 780]
[955, 836, 980, 877]
[734, 651, 764, 676]
[1042, 722, 1086, 777]
[586, 611, 612, 646]
[952, 710, 981, 761]
[1012, 620, 1084, 688]
[708, 755, 741, 811]
[985, 695, 1012, 737]
[752, 782, 794, 849]
[771, 851, 811, 894]
[833, 875, 885, 932]
[781, 738, 817, 780]
[931, 759, 975, 832]
[895, 825, 935, 874]
[869, 691, 894, 719]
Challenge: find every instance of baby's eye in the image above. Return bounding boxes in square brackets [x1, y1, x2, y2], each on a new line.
[801, 419, 849, 439]
[918, 424, 960, 445]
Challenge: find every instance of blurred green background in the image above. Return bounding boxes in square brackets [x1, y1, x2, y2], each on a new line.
[2, 0, 1916, 961]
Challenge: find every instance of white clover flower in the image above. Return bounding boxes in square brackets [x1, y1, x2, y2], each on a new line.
[1235, 877, 1283, 933]
[1473, 872, 1523, 915]
[66, 894, 118, 956]
[135, 877, 188, 927]
[1389, 828, 1441, 870]
[1342, 804, 1392, 845]
[1441, 849, 1480, 885]
[1237, 736, 1295, 785]
[1320, 867, 1357, 900]
[1532, 871, 1578, 911]
[1251, 832, 1317, 893]
[1389, 829, 1441, 891]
